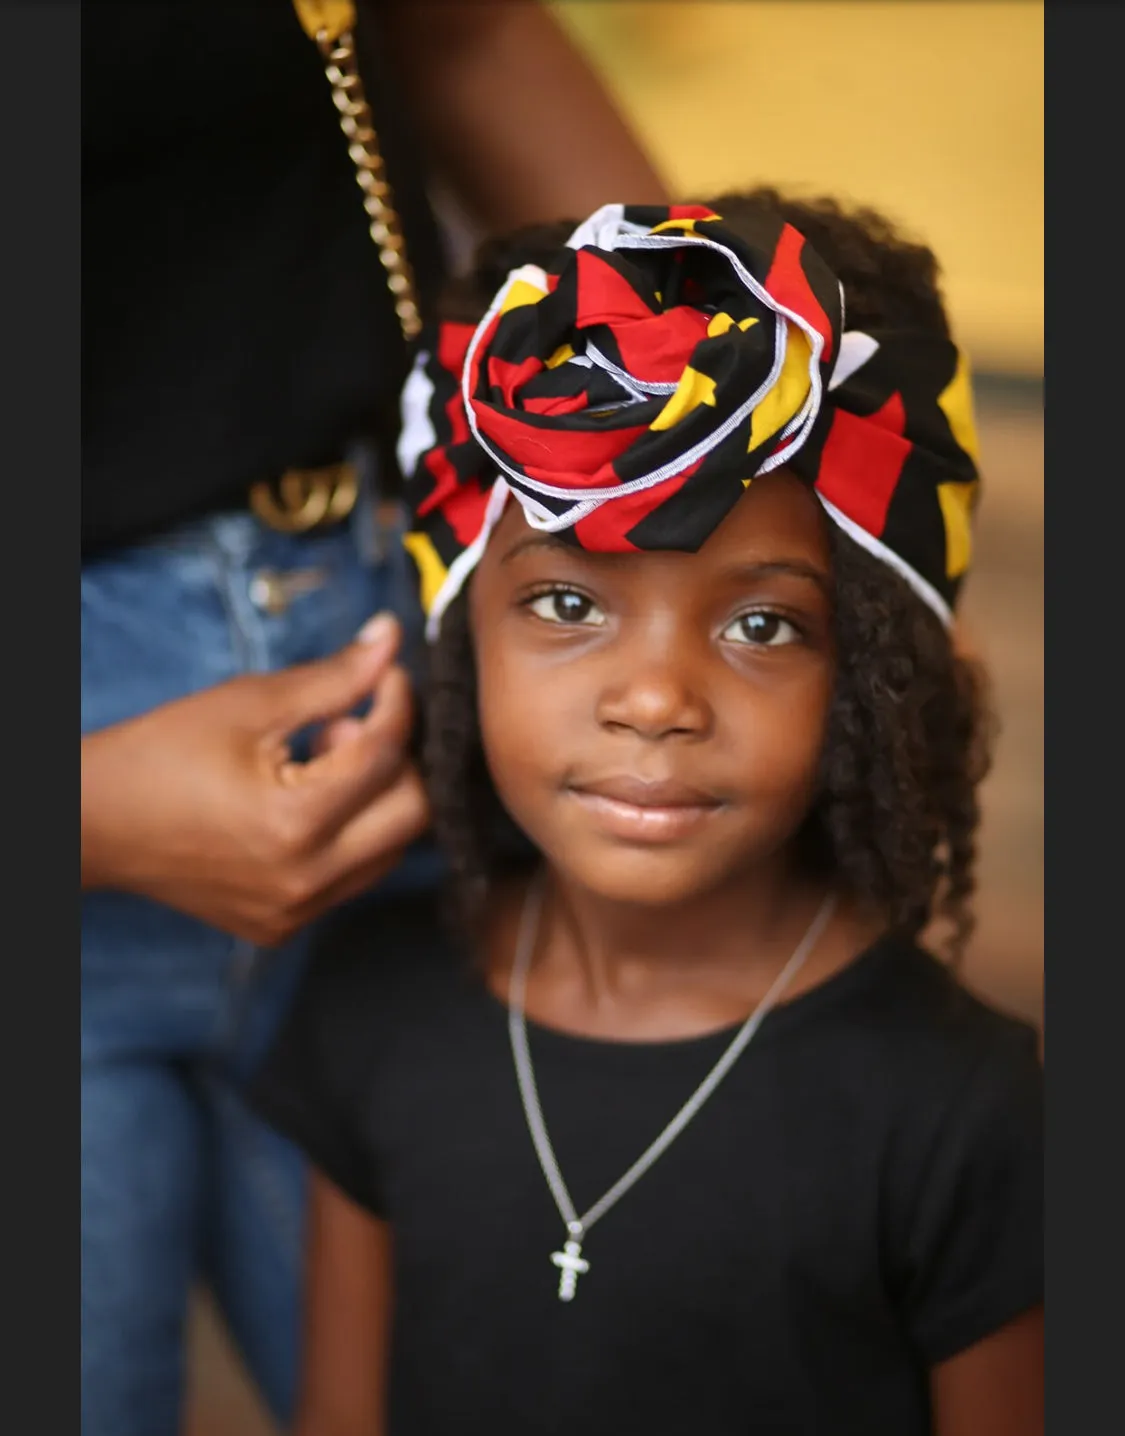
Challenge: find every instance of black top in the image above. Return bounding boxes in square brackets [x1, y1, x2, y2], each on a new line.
[82, 1, 447, 555]
[251, 895, 1043, 1436]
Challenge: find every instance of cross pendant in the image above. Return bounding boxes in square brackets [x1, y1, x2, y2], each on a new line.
[550, 1238, 590, 1302]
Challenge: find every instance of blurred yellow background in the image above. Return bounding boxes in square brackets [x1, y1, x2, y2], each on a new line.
[550, 0, 1043, 376]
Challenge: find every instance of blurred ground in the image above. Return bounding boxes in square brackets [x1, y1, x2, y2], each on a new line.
[184, 385, 1044, 1435]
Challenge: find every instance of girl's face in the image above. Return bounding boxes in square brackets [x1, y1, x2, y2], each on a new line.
[469, 471, 837, 908]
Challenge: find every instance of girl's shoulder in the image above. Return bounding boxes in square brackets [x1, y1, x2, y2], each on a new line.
[825, 938, 1043, 1363]
[855, 934, 1041, 1075]
[776, 930, 1042, 1140]
[777, 922, 1038, 1044]
[800, 935, 1042, 1245]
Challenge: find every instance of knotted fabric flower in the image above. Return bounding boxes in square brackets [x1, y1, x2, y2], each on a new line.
[398, 204, 980, 637]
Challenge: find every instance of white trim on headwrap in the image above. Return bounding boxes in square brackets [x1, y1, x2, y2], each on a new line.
[816, 494, 953, 627]
[423, 477, 512, 641]
[397, 348, 437, 479]
[564, 202, 655, 252]
[828, 330, 880, 392]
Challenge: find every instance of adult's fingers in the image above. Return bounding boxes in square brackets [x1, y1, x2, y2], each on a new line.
[286, 665, 417, 836]
[251, 768, 430, 942]
[255, 614, 402, 738]
[294, 845, 408, 931]
[311, 766, 430, 897]
[312, 716, 366, 756]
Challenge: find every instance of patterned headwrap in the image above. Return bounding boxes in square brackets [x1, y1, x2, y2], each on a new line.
[398, 203, 980, 638]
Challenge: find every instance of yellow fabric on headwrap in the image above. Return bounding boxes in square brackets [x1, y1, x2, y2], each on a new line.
[500, 277, 551, 315]
[937, 351, 981, 465]
[748, 329, 813, 452]
[651, 368, 718, 432]
[402, 532, 449, 617]
[937, 481, 977, 579]
[707, 314, 760, 338]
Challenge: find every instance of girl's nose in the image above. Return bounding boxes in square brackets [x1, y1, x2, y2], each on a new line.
[595, 639, 713, 741]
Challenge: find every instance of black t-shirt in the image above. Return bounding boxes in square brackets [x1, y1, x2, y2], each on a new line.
[250, 895, 1043, 1436]
[82, 1, 447, 554]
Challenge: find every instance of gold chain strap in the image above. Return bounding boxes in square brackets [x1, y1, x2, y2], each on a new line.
[292, 1, 422, 342]
[248, 5, 422, 534]
[315, 25, 422, 341]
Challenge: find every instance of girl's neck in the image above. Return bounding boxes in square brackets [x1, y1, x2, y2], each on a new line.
[485, 862, 883, 1043]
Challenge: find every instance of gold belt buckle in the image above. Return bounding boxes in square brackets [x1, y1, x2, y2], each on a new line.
[248, 461, 360, 534]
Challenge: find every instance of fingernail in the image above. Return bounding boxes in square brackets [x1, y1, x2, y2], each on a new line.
[356, 613, 395, 646]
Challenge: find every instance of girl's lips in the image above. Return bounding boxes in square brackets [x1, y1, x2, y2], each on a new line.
[566, 776, 723, 843]
[571, 774, 721, 808]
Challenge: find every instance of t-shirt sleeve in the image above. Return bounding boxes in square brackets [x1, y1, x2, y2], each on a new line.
[892, 1021, 1043, 1364]
[246, 910, 389, 1215]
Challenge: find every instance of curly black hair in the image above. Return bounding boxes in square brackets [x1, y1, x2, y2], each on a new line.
[422, 189, 994, 962]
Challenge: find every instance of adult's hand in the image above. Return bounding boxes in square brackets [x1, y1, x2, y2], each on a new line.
[81, 615, 429, 947]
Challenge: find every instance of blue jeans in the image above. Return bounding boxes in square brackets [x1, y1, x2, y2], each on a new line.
[81, 487, 440, 1436]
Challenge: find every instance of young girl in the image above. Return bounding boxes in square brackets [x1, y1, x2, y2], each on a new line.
[251, 192, 1043, 1436]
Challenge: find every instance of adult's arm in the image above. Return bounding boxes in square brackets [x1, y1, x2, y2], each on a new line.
[380, 0, 669, 230]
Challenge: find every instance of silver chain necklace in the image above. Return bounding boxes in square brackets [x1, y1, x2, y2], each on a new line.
[507, 874, 837, 1302]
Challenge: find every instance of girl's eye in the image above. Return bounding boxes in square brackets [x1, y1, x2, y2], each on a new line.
[527, 589, 606, 627]
[720, 611, 800, 647]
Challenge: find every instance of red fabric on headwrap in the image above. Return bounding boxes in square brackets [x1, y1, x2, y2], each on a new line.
[813, 404, 909, 540]
[762, 225, 836, 365]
